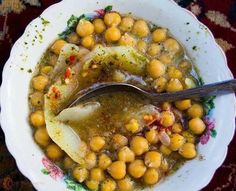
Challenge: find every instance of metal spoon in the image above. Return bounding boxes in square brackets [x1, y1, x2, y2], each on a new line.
[67, 79, 236, 108]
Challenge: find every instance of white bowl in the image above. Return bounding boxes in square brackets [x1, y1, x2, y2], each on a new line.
[1, 0, 235, 190]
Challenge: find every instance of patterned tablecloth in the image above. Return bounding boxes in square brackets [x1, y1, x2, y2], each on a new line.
[0, 0, 236, 190]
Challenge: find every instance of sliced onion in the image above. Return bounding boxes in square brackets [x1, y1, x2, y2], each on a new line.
[57, 102, 101, 122]
[44, 95, 86, 164]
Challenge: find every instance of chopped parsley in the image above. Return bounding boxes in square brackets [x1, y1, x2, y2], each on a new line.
[58, 5, 113, 39]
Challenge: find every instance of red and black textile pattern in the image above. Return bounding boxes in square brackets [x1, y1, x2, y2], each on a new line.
[0, 0, 235, 190]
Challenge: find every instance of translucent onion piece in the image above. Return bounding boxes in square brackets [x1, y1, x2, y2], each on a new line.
[50, 43, 79, 80]
[57, 102, 101, 122]
[82, 46, 149, 75]
[44, 95, 85, 164]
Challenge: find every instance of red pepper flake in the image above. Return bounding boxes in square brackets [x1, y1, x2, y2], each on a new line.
[69, 55, 76, 64]
[52, 86, 61, 99]
[65, 67, 72, 79]
[52, 86, 57, 93]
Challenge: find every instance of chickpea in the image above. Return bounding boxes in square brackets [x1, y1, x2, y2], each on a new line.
[169, 134, 185, 151]
[105, 27, 121, 42]
[90, 168, 105, 181]
[119, 17, 134, 32]
[81, 35, 95, 49]
[73, 166, 88, 183]
[125, 119, 139, 133]
[132, 20, 150, 37]
[182, 131, 195, 143]
[41, 66, 53, 75]
[119, 33, 136, 47]
[29, 92, 44, 107]
[136, 40, 147, 53]
[34, 128, 50, 147]
[172, 123, 183, 133]
[159, 53, 173, 64]
[153, 77, 167, 93]
[98, 153, 112, 170]
[167, 67, 183, 79]
[32, 75, 48, 91]
[147, 59, 166, 79]
[101, 179, 116, 191]
[152, 28, 167, 42]
[112, 134, 128, 150]
[164, 38, 181, 54]
[76, 19, 94, 37]
[93, 18, 106, 34]
[144, 151, 162, 168]
[90, 136, 105, 152]
[50, 39, 66, 55]
[112, 70, 126, 82]
[63, 156, 75, 169]
[145, 129, 159, 144]
[117, 177, 134, 191]
[130, 136, 149, 156]
[66, 32, 79, 44]
[175, 99, 191, 110]
[160, 145, 172, 155]
[108, 161, 126, 180]
[104, 12, 121, 27]
[147, 43, 161, 57]
[86, 180, 99, 191]
[128, 160, 147, 178]
[179, 143, 197, 159]
[188, 117, 206, 135]
[85, 152, 97, 169]
[161, 102, 172, 111]
[160, 111, 175, 127]
[118, 146, 135, 162]
[143, 168, 159, 185]
[187, 103, 204, 118]
[166, 78, 183, 92]
[30, 110, 45, 127]
[160, 158, 169, 172]
[46, 143, 63, 160]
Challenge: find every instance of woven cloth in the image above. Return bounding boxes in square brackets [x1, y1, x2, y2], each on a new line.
[0, 0, 235, 190]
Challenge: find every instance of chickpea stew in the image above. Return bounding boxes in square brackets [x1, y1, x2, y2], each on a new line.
[29, 7, 209, 191]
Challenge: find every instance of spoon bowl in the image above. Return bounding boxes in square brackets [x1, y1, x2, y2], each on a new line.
[66, 79, 236, 109]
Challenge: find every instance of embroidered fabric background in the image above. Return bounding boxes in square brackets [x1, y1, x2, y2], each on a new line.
[0, 0, 235, 190]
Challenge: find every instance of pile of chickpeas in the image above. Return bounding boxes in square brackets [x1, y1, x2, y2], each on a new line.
[28, 10, 207, 191]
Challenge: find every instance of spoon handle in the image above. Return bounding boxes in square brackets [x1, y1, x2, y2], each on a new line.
[154, 79, 236, 102]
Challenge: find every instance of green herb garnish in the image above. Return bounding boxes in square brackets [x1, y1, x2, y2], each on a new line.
[58, 14, 86, 39]
[192, 46, 197, 50]
[58, 6, 112, 39]
[40, 17, 50, 26]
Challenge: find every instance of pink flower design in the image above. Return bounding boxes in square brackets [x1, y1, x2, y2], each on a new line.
[94, 9, 105, 17]
[200, 130, 211, 144]
[204, 117, 215, 130]
[42, 157, 64, 180]
[200, 117, 216, 144]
